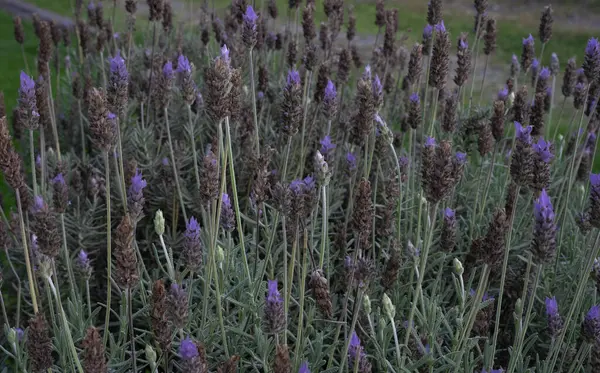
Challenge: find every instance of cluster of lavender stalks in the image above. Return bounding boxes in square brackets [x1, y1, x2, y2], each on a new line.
[1, 0, 600, 372]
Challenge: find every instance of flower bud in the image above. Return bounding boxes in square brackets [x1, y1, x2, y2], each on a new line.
[154, 209, 165, 236]
[363, 294, 371, 314]
[453, 258, 464, 276]
[382, 293, 396, 319]
[145, 344, 157, 368]
[7, 328, 17, 345]
[216, 245, 225, 267]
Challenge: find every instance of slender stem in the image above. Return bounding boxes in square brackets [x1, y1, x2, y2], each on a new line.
[158, 235, 176, 280]
[47, 274, 84, 373]
[489, 185, 520, 364]
[552, 96, 567, 144]
[298, 71, 313, 178]
[78, 100, 87, 164]
[60, 214, 78, 304]
[16, 190, 38, 313]
[86, 279, 92, 318]
[29, 130, 38, 196]
[293, 231, 309, 368]
[477, 54, 490, 105]
[547, 75, 557, 139]
[402, 203, 439, 363]
[468, 16, 483, 114]
[102, 152, 112, 347]
[248, 48, 260, 155]
[115, 117, 127, 211]
[390, 316, 402, 369]
[40, 129, 46, 194]
[128, 287, 137, 372]
[225, 117, 252, 284]
[477, 145, 499, 223]
[209, 219, 230, 356]
[164, 107, 188, 223]
[187, 104, 201, 192]
[281, 137, 293, 182]
[428, 88, 439, 137]
[319, 185, 328, 269]
[146, 22, 158, 120]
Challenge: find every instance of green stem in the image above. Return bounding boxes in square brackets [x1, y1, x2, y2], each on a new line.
[489, 185, 521, 364]
[187, 104, 201, 192]
[319, 185, 327, 269]
[78, 100, 87, 164]
[293, 231, 309, 369]
[164, 107, 188, 223]
[225, 116, 252, 284]
[60, 214, 78, 305]
[16, 189, 38, 313]
[128, 287, 137, 371]
[102, 151, 112, 347]
[47, 274, 84, 373]
[248, 48, 260, 155]
[477, 54, 490, 105]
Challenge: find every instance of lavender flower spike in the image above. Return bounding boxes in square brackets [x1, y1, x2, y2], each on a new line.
[583, 37, 600, 81]
[18, 71, 39, 129]
[582, 304, 600, 343]
[323, 79, 337, 118]
[319, 136, 336, 157]
[220, 193, 235, 231]
[182, 216, 203, 271]
[109, 51, 128, 80]
[242, 5, 258, 48]
[177, 54, 192, 74]
[179, 338, 199, 360]
[298, 362, 310, 373]
[264, 279, 285, 334]
[589, 173, 600, 228]
[346, 152, 357, 171]
[348, 331, 371, 372]
[545, 296, 563, 337]
[514, 121, 533, 144]
[243, 5, 258, 26]
[163, 61, 174, 79]
[287, 69, 300, 85]
[481, 369, 504, 373]
[533, 137, 553, 163]
[435, 20, 446, 33]
[128, 169, 147, 220]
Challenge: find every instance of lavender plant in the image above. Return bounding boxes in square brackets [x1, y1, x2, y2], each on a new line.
[1, 1, 600, 373]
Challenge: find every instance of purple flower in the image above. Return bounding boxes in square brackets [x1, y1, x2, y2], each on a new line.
[257, 91, 264, 99]
[15, 328, 24, 342]
[591, 173, 600, 188]
[534, 189, 555, 223]
[545, 296, 558, 317]
[163, 61, 174, 79]
[423, 24, 433, 39]
[324, 79, 336, 101]
[482, 292, 495, 302]
[88, 1, 95, 11]
[498, 87, 509, 101]
[129, 169, 147, 196]
[399, 156, 410, 167]
[346, 152, 357, 171]
[303, 175, 315, 191]
[298, 362, 310, 373]
[539, 67, 550, 81]
[515, 121, 533, 144]
[52, 173, 65, 186]
[444, 207, 455, 218]
[19, 71, 37, 119]
[425, 136, 436, 147]
[435, 20, 446, 33]
[107, 112, 117, 121]
[267, 279, 282, 304]
[32, 196, 46, 214]
[287, 69, 300, 86]
[531, 58, 540, 71]
[348, 331, 367, 370]
[533, 138, 553, 163]
[185, 217, 201, 242]
[162, 157, 169, 166]
[586, 38, 599, 58]
[177, 54, 192, 74]
[582, 305, 600, 342]
[363, 65, 372, 80]
[410, 92, 420, 104]
[220, 193, 235, 231]
[372, 75, 383, 96]
[243, 5, 258, 27]
[179, 338, 199, 360]
[220, 44, 230, 65]
[456, 152, 467, 163]
[523, 34, 534, 46]
[109, 51, 128, 80]
[319, 136, 336, 156]
[78, 250, 89, 266]
[459, 39, 468, 50]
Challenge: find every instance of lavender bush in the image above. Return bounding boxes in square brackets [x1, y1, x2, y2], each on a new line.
[1, 1, 600, 372]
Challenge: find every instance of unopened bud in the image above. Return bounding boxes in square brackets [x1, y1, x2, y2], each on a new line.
[363, 294, 371, 314]
[216, 245, 225, 267]
[154, 210, 165, 236]
[453, 258, 464, 276]
[382, 293, 396, 319]
[145, 344, 157, 367]
[6, 328, 17, 345]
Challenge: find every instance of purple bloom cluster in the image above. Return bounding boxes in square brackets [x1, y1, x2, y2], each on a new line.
[346, 152, 357, 171]
[128, 169, 147, 220]
[582, 304, 600, 343]
[179, 338, 199, 360]
[423, 24, 433, 40]
[109, 51, 128, 82]
[287, 69, 301, 86]
[515, 121, 533, 144]
[533, 138, 553, 163]
[18, 71, 39, 129]
[298, 362, 310, 373]
[584, 37, 600, 81]
[177, 54, 192, 74]
[243, 6, 258, 28]
[523, 34, 534, 47]
[319, 136, 336, 157]
[497, 87, 509, 101]
[220, 193, 235, 231]
[545, 296, 563, 337]
[348, 332, 370, 372]
[264, 279, 285, 334]
[163, 61, 174, 80]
